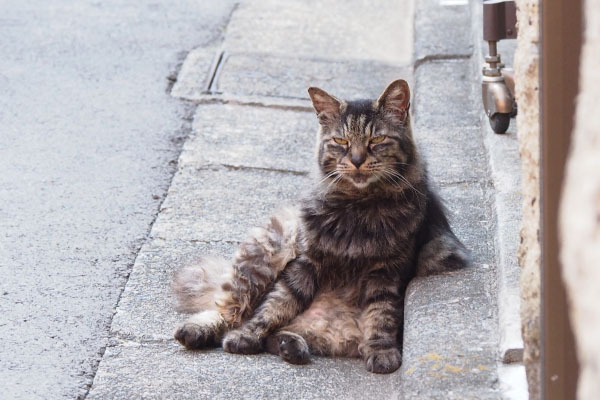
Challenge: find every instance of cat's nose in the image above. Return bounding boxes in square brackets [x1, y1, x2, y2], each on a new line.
[350, 151, 366, 168]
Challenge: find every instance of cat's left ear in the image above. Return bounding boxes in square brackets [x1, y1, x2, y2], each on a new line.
[376, 79, 410, 123]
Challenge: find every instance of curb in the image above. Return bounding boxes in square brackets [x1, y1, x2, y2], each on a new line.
[470, 0, 528, 397]
[470, 0, 525, 364]
[399, 0, 501, 398]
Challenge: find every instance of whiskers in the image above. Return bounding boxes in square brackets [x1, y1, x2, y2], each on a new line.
[317, 170, 339, 185]
[318, 162, 421, 197]
[377, 165, 424, 198]
[317, 170, 344, 192]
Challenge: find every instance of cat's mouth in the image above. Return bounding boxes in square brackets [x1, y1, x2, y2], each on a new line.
[351, 173, 368, 183]
[347, 172, 376, 189]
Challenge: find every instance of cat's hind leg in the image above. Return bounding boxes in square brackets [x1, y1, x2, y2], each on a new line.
[265, 331, 310, 365]
[173, 207, 300, 349]
[222, 255, 319, 355]
[266, 290, 363, 365]
[216, 206, 301, 327]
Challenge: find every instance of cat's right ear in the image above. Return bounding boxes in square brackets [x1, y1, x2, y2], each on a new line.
[307, 87, 342, 125]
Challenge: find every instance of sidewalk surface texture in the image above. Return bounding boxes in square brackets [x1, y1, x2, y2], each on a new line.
[0, 1, 237, 399]
[86, 0, 524, 399]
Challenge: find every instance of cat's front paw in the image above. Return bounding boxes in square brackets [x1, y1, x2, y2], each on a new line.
[223, 329, 262, 354]
[174, 322, 220, 349]
[364, 347, 402, 374]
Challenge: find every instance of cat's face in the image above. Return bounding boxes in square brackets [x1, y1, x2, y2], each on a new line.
[308, 80, 414, 191]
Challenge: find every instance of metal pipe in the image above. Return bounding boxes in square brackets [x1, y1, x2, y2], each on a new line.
[488, 40, 497, 57]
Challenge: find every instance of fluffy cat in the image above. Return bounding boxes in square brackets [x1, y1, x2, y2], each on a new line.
[172, 79, 469, 374]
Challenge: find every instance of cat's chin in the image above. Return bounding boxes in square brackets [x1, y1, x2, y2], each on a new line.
[352, 181, 371, 189]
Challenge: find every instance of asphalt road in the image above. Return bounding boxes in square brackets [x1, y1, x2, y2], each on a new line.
[0, 1, 235, 398]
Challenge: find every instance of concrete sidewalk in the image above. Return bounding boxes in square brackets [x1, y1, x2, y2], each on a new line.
[0, 1, 236, 398]
[87, 0, 515, 398]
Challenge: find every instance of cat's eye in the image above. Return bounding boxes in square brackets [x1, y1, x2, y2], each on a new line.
[333, 137, 348, 145]
[370, 136, 386, 144]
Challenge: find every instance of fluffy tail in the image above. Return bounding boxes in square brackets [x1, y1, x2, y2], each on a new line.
[172, 206, 301, 328]
[416, 189, 471, 276]
[172, 256, 233, 313]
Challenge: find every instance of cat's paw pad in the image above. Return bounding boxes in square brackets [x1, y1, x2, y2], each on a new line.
[174, 322, 218, 349]
[223, 329, 262, 354]
[276, 332, 310, 365]
[365, 347, 402, 374]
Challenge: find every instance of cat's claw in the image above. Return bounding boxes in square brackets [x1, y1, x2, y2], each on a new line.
[223, 329, 262, 354]
[365, 347, 402, 374]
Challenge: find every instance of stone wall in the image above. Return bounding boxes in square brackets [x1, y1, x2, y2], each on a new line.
[514, 0, 541, 398]
[559, 1, 600, 398]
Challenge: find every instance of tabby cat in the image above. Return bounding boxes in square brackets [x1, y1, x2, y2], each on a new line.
[173, 79, 469, 374]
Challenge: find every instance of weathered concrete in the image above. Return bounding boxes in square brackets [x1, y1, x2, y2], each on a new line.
[153, 166, 310, 243]
[88, 344, 401, 400]
[223, 0, 413, 65]
[412, 60, 480, 129]
[215, 53, 412, 101]
[483, 119, 524, 364]
[411, 60, 487, 185]
[415, 125, 488, 185]
[559, 1, 600, 398]
[513, 0, 542, 397]
[413, 0, 473, 61]
[181, 104, 316, 173]
[471, 0, 525, 366]
[173, 50, 412, 105]
[401, 269, 499, 400]
[170, 46, 220, 100]
[174, 0, 414, 105]
[0, 1, 235, 399]
[400, 56, 499, 397]
[469, 1, 527, 395]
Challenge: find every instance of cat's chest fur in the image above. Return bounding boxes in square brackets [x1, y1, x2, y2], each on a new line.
[300, 194, 424, 268]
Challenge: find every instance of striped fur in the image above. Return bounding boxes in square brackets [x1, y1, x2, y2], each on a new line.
[173, 80, 469, 374]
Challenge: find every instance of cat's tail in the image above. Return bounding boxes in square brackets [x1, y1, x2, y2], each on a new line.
[416, 189, 471, 276]
[173, 206, 301, 328]
[172, 256, 233, 313]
